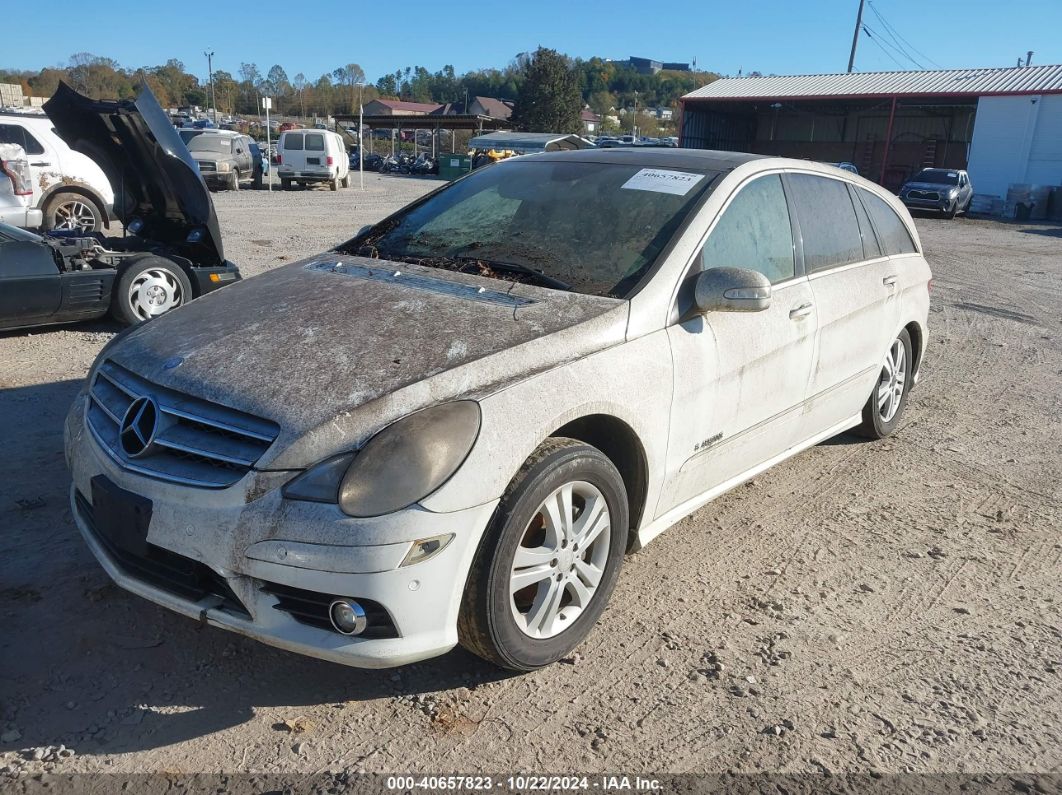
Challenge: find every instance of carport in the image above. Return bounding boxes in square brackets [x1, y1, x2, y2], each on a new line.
[680, 65, 1062, 194]
[333, 112, 510, 157]
[468, 131, 594, 154]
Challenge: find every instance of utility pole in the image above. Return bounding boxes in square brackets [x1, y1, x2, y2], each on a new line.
[847, 0, 866, 73]
[204, 50, 216, 124]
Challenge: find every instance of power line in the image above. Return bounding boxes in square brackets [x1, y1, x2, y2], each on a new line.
[867, 9, 925, 69]
[868, 1, 944, 69]
[861, 25, 911, 70]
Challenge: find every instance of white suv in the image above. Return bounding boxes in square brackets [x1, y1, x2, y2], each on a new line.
[0, 143, 43, 228]
[0, 111, 114, 232]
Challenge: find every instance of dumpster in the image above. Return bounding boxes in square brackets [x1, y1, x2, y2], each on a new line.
[438, 154, 472, 181]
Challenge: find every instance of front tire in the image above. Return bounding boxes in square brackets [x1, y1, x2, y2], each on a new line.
[229, 170, 240, 191]
[855, 328, 913, 439]
[943, 201, 957, 219]
[110, 256, 192, 325]
[458, 438, 628, 671]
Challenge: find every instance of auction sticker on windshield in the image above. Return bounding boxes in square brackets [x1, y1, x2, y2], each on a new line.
[621, 168, 705, 196]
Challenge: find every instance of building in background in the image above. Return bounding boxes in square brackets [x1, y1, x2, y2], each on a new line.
[628, 58, 691, 76]
[580, 109, 601, 134]
[361, 99, 442, 116]
[679, 64, 1062, 198]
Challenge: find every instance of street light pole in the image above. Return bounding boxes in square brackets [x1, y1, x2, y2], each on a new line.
[357, 80, 365, 190]
[204, 50, 216, 125]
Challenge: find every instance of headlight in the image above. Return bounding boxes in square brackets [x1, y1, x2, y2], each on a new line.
[217, 161, 232, 172]
[282, 401, 481, 517]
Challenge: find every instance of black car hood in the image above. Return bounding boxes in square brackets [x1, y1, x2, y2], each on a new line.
[44, 82, 224, 265]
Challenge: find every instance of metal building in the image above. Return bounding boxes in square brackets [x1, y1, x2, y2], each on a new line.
[680, 65, 1062, 197]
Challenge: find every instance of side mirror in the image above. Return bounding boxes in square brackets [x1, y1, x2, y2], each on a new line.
[693, 267, 772, 314]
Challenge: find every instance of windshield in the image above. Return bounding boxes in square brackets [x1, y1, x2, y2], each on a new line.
[913, 169, 959, 185]
[187, 136, 234, 154]
[341, 159, 716, 297]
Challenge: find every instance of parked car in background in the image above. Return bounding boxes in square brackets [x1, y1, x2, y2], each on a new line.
[66, 150, 929, 672]
[279, 121, 301, 133]
[0, 143, 43, 228]
[898, 168, 972, 219]
[0, 110, 115, 233]
[276, 129, 350, 190]
[181, 129, 255, 190]
[0, 82, 241, 330]
[827, 162, 860, 175]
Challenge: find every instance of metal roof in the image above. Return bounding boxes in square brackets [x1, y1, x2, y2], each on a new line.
[469, 132, 593, 152]
[683, 64, 1062, 102]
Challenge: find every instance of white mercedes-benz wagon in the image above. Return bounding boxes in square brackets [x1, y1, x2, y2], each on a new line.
[66, 149, 930, 671]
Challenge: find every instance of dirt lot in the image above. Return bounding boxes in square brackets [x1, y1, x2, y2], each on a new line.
[1, 176, 1060, 781]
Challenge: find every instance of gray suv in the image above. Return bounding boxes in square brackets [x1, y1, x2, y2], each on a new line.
[899, 168, 973, 219]
[180, 129, 255, 190]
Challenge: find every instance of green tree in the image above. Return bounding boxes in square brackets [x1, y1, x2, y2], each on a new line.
[510, 48, 581, 133]
[332, 63, 365, 113]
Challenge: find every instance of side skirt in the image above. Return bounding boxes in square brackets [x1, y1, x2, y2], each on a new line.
[632, 413, 862, 551]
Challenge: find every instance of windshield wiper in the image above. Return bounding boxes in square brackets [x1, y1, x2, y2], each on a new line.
[456, 257, 572, 292]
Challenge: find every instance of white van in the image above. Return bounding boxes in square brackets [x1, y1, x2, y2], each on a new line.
[0, 111, 115, 232]
[0, 143, 43, 228]
[276, 129, 350, 190]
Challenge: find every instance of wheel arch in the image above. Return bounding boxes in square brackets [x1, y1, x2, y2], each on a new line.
[904, 320, 924, 380]
[549, 413, 649, 551]
[39, 182, 111, 229]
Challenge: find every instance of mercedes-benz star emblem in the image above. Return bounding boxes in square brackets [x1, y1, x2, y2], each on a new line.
[119, 396, 160, 458]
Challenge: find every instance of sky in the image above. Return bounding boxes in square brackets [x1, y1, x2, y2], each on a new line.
[5, 0, 1060, 84]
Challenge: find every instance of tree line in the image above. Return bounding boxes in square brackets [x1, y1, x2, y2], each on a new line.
[1, 49, 720, 132]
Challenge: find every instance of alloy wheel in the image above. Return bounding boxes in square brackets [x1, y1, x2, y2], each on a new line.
[877, 338, 907, 423]
[53, 200, 97, 231]
[509, 481, 611, 639]
[128, 268, 184, 320]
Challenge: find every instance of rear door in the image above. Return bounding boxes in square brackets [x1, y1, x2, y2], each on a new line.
[785, 172, 898, 436]
[303, 133, 327, 171]
[280, 132, 305, 171]
[659, 172, 818, 514]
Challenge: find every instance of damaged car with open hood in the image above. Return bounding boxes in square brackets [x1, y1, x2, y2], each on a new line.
[66, 149, 931, 671]
[0, 83, 239, 331]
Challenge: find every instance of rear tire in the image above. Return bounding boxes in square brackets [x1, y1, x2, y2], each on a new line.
[341, 173, 351, 188]
[330, 176, 339, 191]
[855, 328, 913, 439]
[110, 255, 192, 326]
[43, 191, 103, 233]
[458, 438, 628, 671]
[281, 178, 292, 190]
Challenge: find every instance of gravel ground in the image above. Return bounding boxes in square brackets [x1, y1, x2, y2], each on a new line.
[1, 177, 1060, 781]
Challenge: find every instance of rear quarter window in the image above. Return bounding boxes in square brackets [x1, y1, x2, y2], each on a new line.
[786, 173, 864, 272]
[283, 133, 304, 150]
[0, 124, 44, 155]
[859, 188, 918, 255]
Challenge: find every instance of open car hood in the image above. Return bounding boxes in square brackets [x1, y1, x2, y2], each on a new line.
[44, 82, 224, 265]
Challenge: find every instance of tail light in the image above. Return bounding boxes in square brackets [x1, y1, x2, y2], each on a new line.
[275, 153, 281, 164]
[326, 156, 334, 166]
[1, 157, 33, 196]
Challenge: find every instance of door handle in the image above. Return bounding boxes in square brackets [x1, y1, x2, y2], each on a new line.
[789, 303, 814, 320]
[31, 161, 51, 167]
[883, 275, 898, 287]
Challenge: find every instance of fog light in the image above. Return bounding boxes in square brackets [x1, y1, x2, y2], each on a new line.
[328, 599, 367, 636]
[399, 534, 454, 568]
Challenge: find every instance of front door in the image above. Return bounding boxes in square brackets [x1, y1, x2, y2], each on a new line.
[657, 173, 817, 517]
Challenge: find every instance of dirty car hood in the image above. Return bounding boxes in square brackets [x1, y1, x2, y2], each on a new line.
[903, 181, 958, 192]
[44, 82, 224, 264]
[106, 256, 627, 467]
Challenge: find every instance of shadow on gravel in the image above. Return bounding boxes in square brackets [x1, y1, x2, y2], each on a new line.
[1020, 225, 1062, 238]
[0, 317, 122, 340]
[0, 379, 517, 758]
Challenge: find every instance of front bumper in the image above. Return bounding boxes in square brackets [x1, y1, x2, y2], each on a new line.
[65, 392, 498, 668]
[189, 261, 242, 297]
[900, 195, 955, 212]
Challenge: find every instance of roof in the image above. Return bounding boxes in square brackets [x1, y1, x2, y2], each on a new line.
[580, 109, 601, 121]
[471, 96, 514, 119]
[367, 99, 443, 113]
[469, 131, 594, 152]
[522, 147, 764, 173]
[683, 64, 1062, 102]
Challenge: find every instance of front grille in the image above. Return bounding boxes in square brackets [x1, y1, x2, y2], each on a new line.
[87, 360, 279, 488]
[76, 490, 250, 619]
[260, 581, 398, 639]
[907, 189, 940, 201]
[197, 161, 218, 172]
